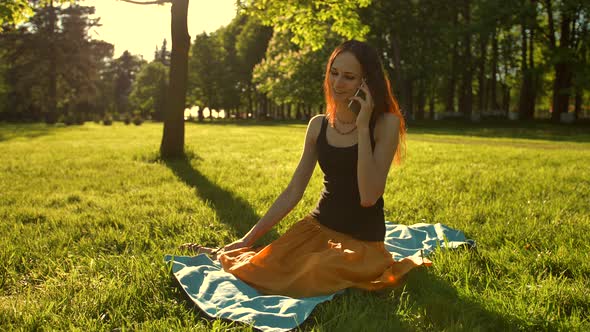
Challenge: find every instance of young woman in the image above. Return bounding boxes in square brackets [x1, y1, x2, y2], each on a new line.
[181, 40, 425, 298]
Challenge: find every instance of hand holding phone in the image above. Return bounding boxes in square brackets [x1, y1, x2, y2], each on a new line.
[347, 78, 367, 115]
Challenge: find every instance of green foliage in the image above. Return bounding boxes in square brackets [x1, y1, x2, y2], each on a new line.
[187, 32, 228, 111]
[129, 61, 169, 121]
[0, 0, 34, 30]
[0, 3, 114, 121]
[239, 0, 371, 50]
[253, 30, 334, 106]
[187, 14, 272, 116]
[112, 51, 146, 115]
[0, 0, 76, 31]
[0, 122, 589, 330]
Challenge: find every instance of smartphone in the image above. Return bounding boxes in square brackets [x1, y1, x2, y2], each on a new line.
[347, 79, 367, 115]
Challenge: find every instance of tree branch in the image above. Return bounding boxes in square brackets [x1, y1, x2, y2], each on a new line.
[118, 0, 170, 5]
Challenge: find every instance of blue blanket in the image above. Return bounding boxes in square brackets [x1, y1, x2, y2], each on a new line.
[164, 221, 471, 332]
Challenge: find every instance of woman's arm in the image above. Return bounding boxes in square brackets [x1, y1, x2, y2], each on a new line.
[223, 115, 322, 251]
[357, 113, 400, 207]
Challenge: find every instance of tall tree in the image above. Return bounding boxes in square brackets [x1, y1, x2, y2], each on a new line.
[113, 50, 146, 115]
[119, 0, 190, 158]
[0, 2, 113, 122]
[235, 15, 272, 117]
[458, 0, 474, 117]
[129, 61, 168, 120]
[187, 32, 224, 120]
[541, 0, 590, 122]
[154, 38, 171, 66]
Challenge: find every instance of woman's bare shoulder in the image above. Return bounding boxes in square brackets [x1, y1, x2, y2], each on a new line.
[307, 114, 325, 142]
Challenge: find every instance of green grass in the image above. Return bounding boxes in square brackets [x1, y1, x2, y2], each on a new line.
[0, 121, 589, 331]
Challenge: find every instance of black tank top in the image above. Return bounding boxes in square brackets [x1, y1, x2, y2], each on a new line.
[309, 115, 385, 241]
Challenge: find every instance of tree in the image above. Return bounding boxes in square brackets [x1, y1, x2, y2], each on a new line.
[238, 0, 370, 50]
[0, 2, 113, 122]
[234, 14, 272, 117]
[540, 0, 590, 122]
[112, 50, 146, 115]
[187, 32, 224, 120]
[0, 1, 31, 31]
[130, 61, 169, 120]
[253, 30, 331, 119]
[154, 38, 171, 66]
[119, 0, 190, 159]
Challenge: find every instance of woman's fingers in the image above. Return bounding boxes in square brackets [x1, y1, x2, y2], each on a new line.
[358, 82, 373, 107]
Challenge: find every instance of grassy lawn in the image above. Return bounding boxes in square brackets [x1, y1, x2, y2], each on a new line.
[0, 120, 589, 331]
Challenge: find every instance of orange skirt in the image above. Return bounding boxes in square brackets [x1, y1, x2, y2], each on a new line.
[218, 216, 429, 298]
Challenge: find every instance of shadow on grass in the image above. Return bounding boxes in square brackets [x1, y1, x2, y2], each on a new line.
[0, 123, 64, 142]
[163, 155, 278, 241]
[403, 268, 525, 331]
[299, 262, 531, 331]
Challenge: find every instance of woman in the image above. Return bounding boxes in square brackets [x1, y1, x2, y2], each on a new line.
[181, 40, 425, 298]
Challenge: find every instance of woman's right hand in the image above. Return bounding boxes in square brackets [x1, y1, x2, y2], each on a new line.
[221, 237, 252, 253]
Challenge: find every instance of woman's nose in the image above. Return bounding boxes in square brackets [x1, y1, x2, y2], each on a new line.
[333, 76, 345, 89]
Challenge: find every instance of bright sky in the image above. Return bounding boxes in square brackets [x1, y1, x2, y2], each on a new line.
[80, 0, 238, 60]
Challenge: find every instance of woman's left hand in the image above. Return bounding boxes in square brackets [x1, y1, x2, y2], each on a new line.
[349, 80, 374, 129]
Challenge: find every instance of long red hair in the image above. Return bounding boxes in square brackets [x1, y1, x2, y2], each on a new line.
[323, 40, 406, 164]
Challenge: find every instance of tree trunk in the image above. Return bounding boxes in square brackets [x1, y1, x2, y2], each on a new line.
[445, 11, 459, 114]
[547, 0, 573, 122]
[518, 21, 532, 120]
[247, 83, 253, 118]
[574, 88, 582, 120]
[458, 0, 473, 117]
[46, 0, 58, 124]
[477, 33, 487, 113]
[552, 62, 573, 121]
[502, 84, 510, 114]
[416, 83, 425, 120]
[490, 27, 499, 111]
[160, 0, 190, 159]
[405, 79, 413, 119]
[391, 33, 410, 118]
[528, 21, 537, 118]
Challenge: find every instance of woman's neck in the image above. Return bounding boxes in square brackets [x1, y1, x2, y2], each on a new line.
[334, 104, 356, 123]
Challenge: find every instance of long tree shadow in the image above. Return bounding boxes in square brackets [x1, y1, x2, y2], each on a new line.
[0, 123, 64, 142]
[164, 155, 279, 242]
[401, 268, 534, 331]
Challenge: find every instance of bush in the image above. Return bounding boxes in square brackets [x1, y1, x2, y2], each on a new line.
[75, 113, 86, 125]
[63, 113, 76, 126]
[132, 114, 143, 126]
[123, 113, 131, 125]
[103, 114, 113, 126]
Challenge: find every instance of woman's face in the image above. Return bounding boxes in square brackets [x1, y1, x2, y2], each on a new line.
[329, 51, 363, 105]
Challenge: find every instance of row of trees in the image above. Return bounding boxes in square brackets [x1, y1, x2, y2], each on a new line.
[1, 0, 587, 125]
[0, 1, 159, 123]
[360, 0, 590, 122]
[0, 1, 274, 123]
[189, 0, 590, 123]
[232, 0, 589, 122]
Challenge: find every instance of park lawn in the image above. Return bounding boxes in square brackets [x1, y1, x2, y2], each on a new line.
[0, 121, 589, 331]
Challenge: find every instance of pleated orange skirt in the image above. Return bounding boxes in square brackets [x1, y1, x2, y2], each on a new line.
[218, 216, 430, 298]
